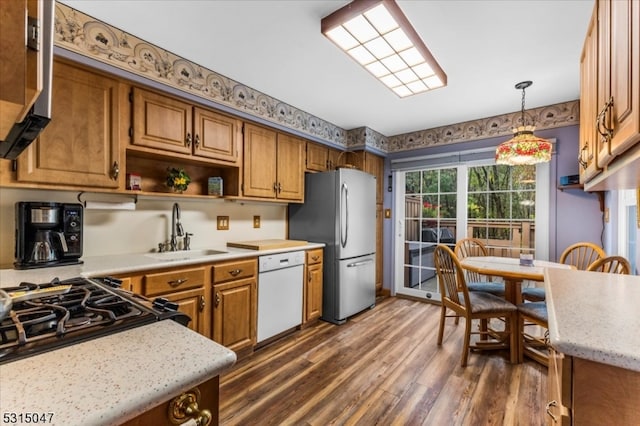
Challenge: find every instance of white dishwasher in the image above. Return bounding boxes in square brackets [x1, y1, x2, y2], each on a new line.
[257, 250, 305, 343]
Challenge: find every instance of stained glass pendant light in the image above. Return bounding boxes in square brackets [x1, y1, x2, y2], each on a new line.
[495, 81, 552, 165]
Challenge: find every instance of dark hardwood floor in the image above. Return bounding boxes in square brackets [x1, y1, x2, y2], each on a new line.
[219, 297, 547, 425]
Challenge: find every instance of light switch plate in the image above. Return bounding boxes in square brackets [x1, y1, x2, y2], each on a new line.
[217, 216, 229, 230]
[253, 215, 261, 228]
[384, 209, 391, 219]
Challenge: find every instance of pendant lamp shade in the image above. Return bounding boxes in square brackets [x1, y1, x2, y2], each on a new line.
[496, 81, 551, 166]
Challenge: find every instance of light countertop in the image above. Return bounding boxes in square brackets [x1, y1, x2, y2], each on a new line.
[0, 242, 323, 424]
[0, 242, 325, 287]
[0, 320, 236, 426]
[545, 268, 640, 372]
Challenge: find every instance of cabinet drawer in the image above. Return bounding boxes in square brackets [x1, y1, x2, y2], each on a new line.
[213, 259, 257, 283]
[143, 267, 205, 296]
[306, 248, 323, 265]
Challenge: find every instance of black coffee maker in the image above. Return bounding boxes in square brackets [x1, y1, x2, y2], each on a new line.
[15, 202, 83, 269]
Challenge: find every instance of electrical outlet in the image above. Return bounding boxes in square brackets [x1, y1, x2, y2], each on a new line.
[217, 216, 229, 230]
[253, 215, 261, 228]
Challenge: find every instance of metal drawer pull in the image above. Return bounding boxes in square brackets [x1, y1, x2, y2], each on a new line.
[169, 388, 212, 426]
[168, 278, 188, 287]
[215, 292, 221, 307]
[199, 295, 205, 311]
[228, 269, 242, 277]
[311, 255, 320, 261]
[347, 259, 374, 267]
[545, 400, 558, 422]
[596, 96, 614, 144]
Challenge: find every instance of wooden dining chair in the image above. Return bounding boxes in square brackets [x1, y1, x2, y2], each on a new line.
[454, 238, 505, 297]
[517, 301, 549, 367]
[434, 244, 518, 367]
[586, 255, 632, 274]
[523, 242, 606, 302]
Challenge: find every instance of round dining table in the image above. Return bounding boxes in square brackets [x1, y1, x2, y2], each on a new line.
[459, 256, 574, 305]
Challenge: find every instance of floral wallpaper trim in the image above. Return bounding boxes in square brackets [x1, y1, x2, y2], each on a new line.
[53, 3, 347, 147]
[53, 3, 579, 155]
[387, 101, 579, 152]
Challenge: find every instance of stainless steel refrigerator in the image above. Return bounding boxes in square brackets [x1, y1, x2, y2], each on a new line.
[289, 168, 376, 324]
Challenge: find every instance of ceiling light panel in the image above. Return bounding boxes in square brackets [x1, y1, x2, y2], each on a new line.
[321, 0, 447, 98]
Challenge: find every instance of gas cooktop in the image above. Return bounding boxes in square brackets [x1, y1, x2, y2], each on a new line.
[0, 277, 190, 364]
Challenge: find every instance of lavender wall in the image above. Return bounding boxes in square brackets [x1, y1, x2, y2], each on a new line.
[381, 124, 604, 290]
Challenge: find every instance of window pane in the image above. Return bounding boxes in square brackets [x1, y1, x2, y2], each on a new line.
[406, 171, 420, 193]
[439, 168, 457, 192]
[468, 167, 487, 191]
[468, 193, 486, 219]
[422, 194, 439, 218]
[440, 194, 456, 219]
[405, 219, 420, 241]
[422, 170, 438, 193]
[488, 192, 510, 218]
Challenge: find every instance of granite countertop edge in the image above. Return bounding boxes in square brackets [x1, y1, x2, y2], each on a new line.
[545, 268, 640, 372]
[0, 321, 237, 426]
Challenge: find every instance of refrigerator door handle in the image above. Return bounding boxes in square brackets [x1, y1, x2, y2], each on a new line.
[346, 259, 374, 268]
[340, 182, 348, 248]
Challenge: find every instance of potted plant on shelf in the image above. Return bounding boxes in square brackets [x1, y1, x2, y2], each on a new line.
[166, 167, 190, 193]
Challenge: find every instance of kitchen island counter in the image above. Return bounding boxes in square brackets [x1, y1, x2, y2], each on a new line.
[0, 319, 236, 426]
[545, 267, 640, 372]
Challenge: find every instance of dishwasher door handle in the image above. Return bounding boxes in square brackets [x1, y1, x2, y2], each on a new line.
[346, 259, 374, 268]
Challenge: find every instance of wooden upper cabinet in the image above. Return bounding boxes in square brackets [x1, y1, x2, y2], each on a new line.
[579, 5, 602, 183]
[595, 0, 639, 168]
[276, 133, 304, 201]
[193, 107, 241, 163]
[243, 123, 278, 198]
[0, 0, 42, 140]
[132, 87, 192, 155]
[306, 142, 343, 172]
[16, 60, 121, 188]
[243, 123, 304, 201]
[131, 87, 241, 164]
[306, 142, 329, 172]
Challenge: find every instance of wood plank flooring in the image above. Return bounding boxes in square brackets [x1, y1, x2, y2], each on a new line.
[219, 297, 547, 425]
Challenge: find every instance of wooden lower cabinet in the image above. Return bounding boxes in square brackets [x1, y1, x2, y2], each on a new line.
[548, 348, 640, 425]
[121, 376, 219, 426]
[117, 266, 209, 337]
[303, 248, 323, 325]
[212, 259, 257, 357]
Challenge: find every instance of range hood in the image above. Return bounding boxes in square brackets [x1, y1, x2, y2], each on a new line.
[0, 0, 54, 160]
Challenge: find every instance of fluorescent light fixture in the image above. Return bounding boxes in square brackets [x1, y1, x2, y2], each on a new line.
[322, 0, 447, 98]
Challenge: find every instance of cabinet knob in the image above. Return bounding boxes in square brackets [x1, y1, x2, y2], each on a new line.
[228, 269, 242, 277]
[186, 132, 192, 147]
[199, 295, 205, 311]
[215, 291, 221, 307]
[194, 133, 200, 148]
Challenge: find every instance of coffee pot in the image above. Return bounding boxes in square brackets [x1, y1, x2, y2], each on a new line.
[30, 231, 57, 263]
[15, 202, 83, 269]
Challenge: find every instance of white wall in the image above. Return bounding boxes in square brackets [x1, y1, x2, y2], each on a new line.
[0, 188, 287, 268]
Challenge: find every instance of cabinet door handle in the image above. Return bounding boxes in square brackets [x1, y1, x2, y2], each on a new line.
[545, 400, 558, 422]
[311, 255, 320, 262]
[596, 96, 614, 144]
[168, 278, 188, 287]
[578, 144, 588, 169]
[199, 295, 205, 311]
[194, 133, 200, 148]
[228, 269, 242, 277]
[186, 132, 192, 147]
[215, 291, 221, 307]
[110, 161, 119, 180]
[273, 182, 278, 193]
[308, 270, 311, 282]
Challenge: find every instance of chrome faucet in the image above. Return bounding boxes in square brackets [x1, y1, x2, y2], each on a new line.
[170, 202, 184, 251]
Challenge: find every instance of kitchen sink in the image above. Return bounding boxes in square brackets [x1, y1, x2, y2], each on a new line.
[145, 249, 227, 261]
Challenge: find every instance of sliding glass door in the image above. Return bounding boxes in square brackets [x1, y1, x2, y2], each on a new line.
[393, 160, 549, 300]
